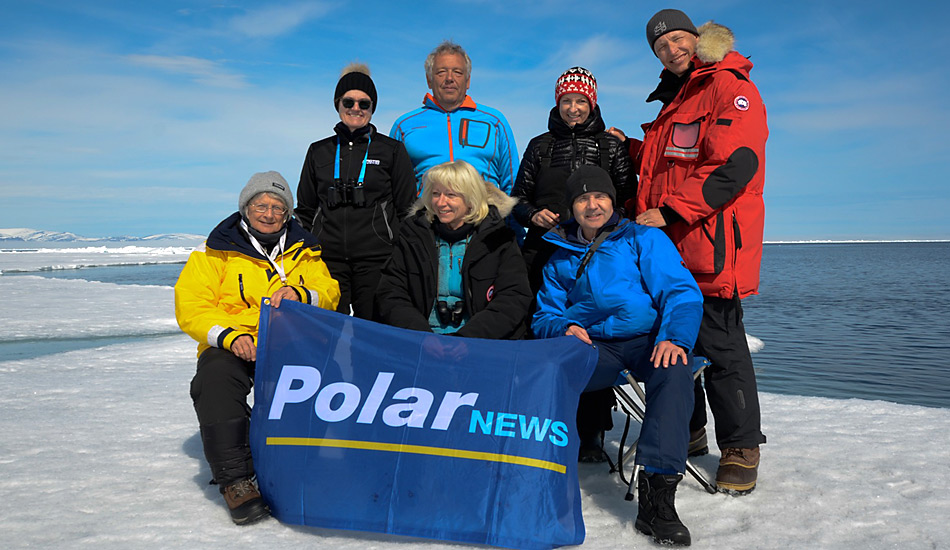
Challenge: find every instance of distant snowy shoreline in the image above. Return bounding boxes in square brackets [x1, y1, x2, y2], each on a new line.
[0, 227, 204, 243]
[764, 239, 950, 244]
[2, 227, 947, 246]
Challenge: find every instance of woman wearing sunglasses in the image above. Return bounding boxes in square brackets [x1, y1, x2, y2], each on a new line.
[296, 63, 417, 319]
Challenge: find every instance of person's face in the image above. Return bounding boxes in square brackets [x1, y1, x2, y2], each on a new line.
[431, 183, 470, 230]
[653, 30, 698, 76]
[245, 193, 289, 234]
[572, 191, 614, 239]
[337, 89, 372, 131]
[427, 53, 470, 110]
[558, 93, 591, 128]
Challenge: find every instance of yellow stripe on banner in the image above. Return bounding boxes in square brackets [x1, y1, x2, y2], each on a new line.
[266, 437, 567, 474]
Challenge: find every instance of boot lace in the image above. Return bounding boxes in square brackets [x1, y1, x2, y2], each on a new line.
[654, 482, 681, 522]
[227, 478, 257, 498]
[722, 447, 745, 461]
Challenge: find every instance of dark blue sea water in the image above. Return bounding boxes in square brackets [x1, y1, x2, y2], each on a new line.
[741, 242, 950, 409]
[10, 243, 950, 408]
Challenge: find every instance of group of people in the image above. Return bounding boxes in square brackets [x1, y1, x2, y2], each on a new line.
[175, 8, 768, 547]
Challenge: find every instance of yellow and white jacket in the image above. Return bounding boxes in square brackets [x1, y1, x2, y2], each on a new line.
[175, 213, 340, 357]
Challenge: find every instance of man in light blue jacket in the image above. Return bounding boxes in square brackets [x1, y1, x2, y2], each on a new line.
[533, 165, 702, 547]
[390, 40, 518, 196]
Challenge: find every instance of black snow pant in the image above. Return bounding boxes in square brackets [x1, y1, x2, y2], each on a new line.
[690, 295, 766, 450]
[521, 227, 559, 299]
[576, 388, 616, 444]
[324, 257, 386, 320]
[190, 347, 256, 489]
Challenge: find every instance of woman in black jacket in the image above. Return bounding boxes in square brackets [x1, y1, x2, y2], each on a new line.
[375, 160, 531, 340]
[295, 63, 417, 319]
[511, 66, 635, 462]
[512, 67, 635, 295]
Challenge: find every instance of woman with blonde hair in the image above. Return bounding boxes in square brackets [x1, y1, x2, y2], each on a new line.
[375, 160, 531, 339]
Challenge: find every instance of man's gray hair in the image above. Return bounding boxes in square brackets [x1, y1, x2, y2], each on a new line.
[424, 40, 472, 80]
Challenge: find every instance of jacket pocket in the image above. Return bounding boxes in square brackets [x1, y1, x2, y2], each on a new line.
[238, 273, 252, 308]
[664, 112, 707, 161]
[372, 200, 395, 245]
[310, 206, 324, 239]
[466, 261, 497, 311]
[676, 211, 725, 275]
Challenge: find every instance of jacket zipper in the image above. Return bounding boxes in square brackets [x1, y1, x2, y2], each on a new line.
[238, 274, 251, 308]
[446, 113, 454, 161]
[571, 132, 578, 171]
[344, 141, 354, 259]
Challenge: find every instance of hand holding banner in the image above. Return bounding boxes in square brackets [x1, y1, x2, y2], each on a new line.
[250, 301, 597, 550]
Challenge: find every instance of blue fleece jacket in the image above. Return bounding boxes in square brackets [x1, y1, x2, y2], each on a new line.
[390, 94, 518, 195]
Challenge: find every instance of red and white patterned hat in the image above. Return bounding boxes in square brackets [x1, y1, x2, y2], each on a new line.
[555, 67, 597, 109]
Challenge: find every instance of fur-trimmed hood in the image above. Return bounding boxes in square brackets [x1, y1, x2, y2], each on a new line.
[408, 181, 518, 220]
[695, 21, 735, 64]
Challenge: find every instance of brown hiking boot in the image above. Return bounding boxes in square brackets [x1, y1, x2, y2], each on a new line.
[222, 478, 270, 525]
[716, 447, 759, 495]
[688, 428, 708, 457]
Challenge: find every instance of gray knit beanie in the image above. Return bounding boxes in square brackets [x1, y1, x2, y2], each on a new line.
[566, 165, 616, 206]
[646, 9, 699, 53]
[238, 171, 294, 212]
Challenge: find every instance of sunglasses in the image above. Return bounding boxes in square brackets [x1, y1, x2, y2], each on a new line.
[341, 97, 372, 110]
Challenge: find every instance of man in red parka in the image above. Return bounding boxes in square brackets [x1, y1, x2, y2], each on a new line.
[631, 9, 768, 495]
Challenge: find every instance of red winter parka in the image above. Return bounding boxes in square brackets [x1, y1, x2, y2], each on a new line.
[635, 22, 767, 299]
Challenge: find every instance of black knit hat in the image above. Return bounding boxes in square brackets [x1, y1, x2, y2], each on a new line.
[566, 165, 616, 206]
[334, 70, 378, 113]
[646, 9, 698, 53]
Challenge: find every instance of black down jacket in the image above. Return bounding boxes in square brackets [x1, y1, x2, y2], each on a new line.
[511, 105, 634, 226]
[374, 185, 531, 340]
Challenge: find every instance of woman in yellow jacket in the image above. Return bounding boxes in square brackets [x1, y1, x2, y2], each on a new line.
[175, 171, 340, 526]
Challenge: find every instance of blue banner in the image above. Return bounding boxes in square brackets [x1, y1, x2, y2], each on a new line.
[250, 301, 597, 550]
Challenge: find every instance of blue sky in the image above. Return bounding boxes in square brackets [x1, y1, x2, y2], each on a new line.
[1, 0, 947, 240]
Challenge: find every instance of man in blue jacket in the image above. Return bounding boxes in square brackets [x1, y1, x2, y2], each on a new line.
[533, 165, 702, 547]
[390, 41, 518, 196]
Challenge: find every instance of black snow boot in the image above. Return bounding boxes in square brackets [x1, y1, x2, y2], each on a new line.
[635, 472, 690, 546]
[578, 430, 608, 463]
[200, 417, 269, 525]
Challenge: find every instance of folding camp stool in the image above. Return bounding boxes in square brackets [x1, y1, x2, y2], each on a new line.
[610, 356, 718, 497]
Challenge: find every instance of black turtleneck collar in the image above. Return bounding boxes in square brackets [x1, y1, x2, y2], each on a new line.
[433, 220, 475, 243]
[547, 104, 607, 138]
[240, 214, 287, 252]
[334, 122, 374, 141]
[646, 64, 695, 106]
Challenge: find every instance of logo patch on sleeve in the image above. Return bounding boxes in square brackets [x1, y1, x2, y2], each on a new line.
[734, 96, 750, 111]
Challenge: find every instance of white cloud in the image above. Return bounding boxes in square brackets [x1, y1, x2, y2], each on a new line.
[124, 55, 248, 89]
[228, 2, 333, 38]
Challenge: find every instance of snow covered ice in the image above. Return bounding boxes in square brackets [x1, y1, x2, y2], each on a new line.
[1, 244, 948, 549]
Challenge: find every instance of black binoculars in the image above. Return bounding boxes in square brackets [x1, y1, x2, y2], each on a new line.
[436, 300, 465, 327]
[327, 178, 366, 207]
